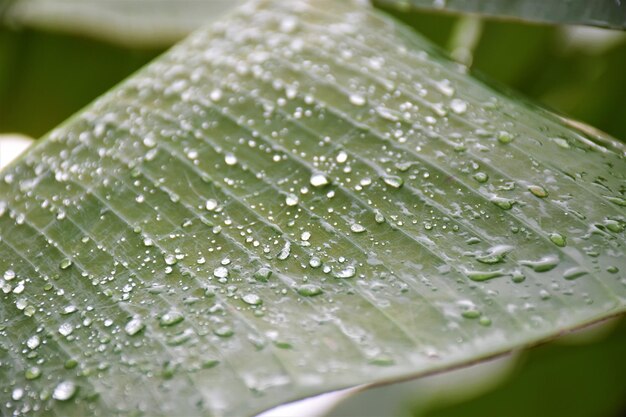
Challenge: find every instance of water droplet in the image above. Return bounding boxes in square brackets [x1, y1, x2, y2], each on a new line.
[528, 185, 548, 198]
[369, 356, 395, 366]
[285, 193, 299, 206]
[164, 254, 177, 265]
[210, 88, 223, 101]
[476, 245, 513, 265]
[125, 317, 145, 336]
[490, 196, 514, 210]
[334, 265, 356, 279]
[53, 380, 77, 401]
[521, 255, 559, 272]
[549, 233, 566, 247]
[309, 257, 322, 268]
[563, 267, 587, 280]
[12, 388, 24, 401]
[350, 223, 366, 233]
[160, 310, 184, 327]
[27, 335, 40, 349]
[277, 242, 291, 260]
[374, 211, 385, 224]
[466, 270, 505, 282]
[242, 294, 262, 306]
[473, 172, 488, 183]
[214, 325, 234, 338]
[297, 284, 323, 297]
[497, 131, 514, 144]
[58, 322, 73, 336]
[382, 175, 404, 189]
[254, 267, 272, 282]
[450, 98, 467, 114]
[213, 266, 229, 279]
[310, 173, 329, 187]
[462, 309, 481, 319]
[552, 137, 570, 148]
[25, 366, 41, 380]
[336, 151, 348, 163]
[4, 269, 15, 281]
[224, 153, 237, 166]
[349, 94, 366, 106]
[59, 258, 73, 270]
[205, 199, 218, 211]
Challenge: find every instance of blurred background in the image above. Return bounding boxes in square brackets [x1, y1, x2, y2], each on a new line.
[1, 2, 625, 416]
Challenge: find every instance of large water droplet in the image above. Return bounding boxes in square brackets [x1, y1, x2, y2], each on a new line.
[125, 317, 145, 336]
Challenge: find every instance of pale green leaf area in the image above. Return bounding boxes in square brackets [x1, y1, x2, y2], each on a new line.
[375, 0, 626, 30]
[0, 1, 625, 416]
[1, 0, 242, 47]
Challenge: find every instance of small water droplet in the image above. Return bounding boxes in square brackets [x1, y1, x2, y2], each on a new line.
[213, 266, 229, 279]
[3, 269, 15, 281]
[563, 267, 587, 280]
[164, 254, 177, 265]
[310, 173, 329, 187]
[59, 258, 73, 270]
[382, 175, 404, 189]
[214, 325, 234, 338]
[58, 322, 73, 336]
[125, 317, 145, 336]
[349, 94, 366, 106]
[254, 267, 272, 282]
[27, 335, 40, 349]
[450, 98, 467, 114]
[160, 310, 184, 327]
[334, 265, 356, 279]
[242, 294, 262, 306]
[490, 196, 514, 210]
[466, 270, 505, 282]
[475, 245, 513, 265]
[285, 194, 299, 206]
[205, 199, 218, 211]
[53, 381, 77, 401]
[528, 185, 548, 198]
[549, 233, 566, 247]
[297, 284, 323, 297]
[497, 131, 514, 144]
[336, 151, 348, 163]
[473, 172, 488, 183]
[350, 223, 366, 233]
[224, 153, 237, 166]
[521, 255, 559, 272]
[25, 366, 41, 380]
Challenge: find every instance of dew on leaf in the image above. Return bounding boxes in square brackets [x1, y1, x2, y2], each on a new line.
[382, 175, 404, 189]
[521, 255, 560, 272]
[285, 194, 299, 206]
[334, 265, 356, 279]
[473, 172, 488, 183]
[52, 381, 77, 401]
[297, 284, 323, 297]
[310, 173, 329, 187]
[549, 233, 566, 247]
[25, 366, 42, 380]
[528, 185, 548, 198]
[242, 294, 262, 306]
[125, 317, 145, 336]
[59, 258, 73, 270]
[350, 223, 366, 233]
[563, 267, 587, 280]
[254, 267, 272, 282]
[466, 270, 505, 282]
[214, 266, 229, 279]
[160, 310, 184, 327]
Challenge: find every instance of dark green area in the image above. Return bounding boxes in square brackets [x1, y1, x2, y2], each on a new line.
[0, 26, 162, 137]
[419, 319, 626, 417]
[379, 6, 626, 141]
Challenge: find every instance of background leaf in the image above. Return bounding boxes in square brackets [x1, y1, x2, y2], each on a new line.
[0, 1, 625, 416]
[373, 0, 626, 30]
[1, 0, 242, 47]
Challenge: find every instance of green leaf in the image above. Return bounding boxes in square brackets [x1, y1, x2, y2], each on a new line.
[2, 0, 242, 47]
[374, 0, 626, 30]
[0, 1, 625, 416]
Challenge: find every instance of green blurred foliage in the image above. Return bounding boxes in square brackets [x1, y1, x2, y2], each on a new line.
[0, 27, 162, 137]
[379, 6, 626, 141]
[418, 318, 626, 417]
